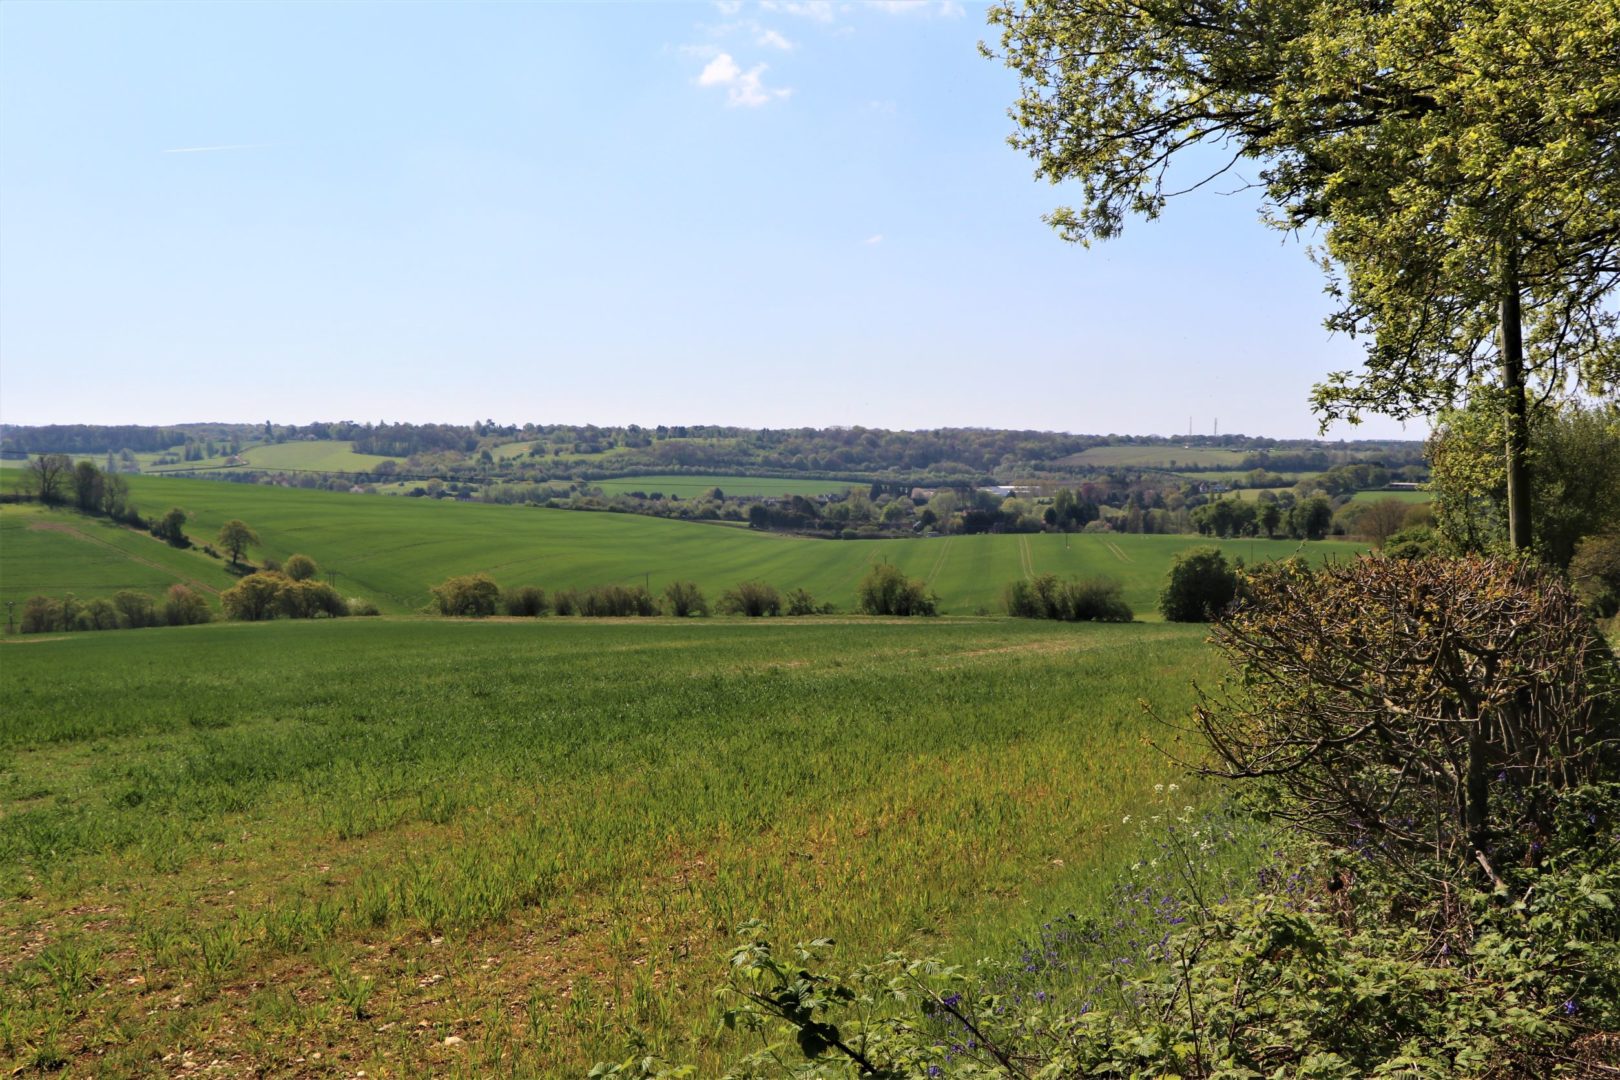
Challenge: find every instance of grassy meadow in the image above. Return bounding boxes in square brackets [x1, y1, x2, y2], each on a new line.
[0, 617, 1223, 1076]
[588, 474, 860, 498]
[0, 473, 1363, 617]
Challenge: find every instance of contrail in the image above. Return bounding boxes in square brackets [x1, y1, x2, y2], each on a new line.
[162, 144, 271, 154]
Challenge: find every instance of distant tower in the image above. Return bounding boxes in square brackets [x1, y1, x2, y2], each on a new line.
[1214, 418, 1219, 437]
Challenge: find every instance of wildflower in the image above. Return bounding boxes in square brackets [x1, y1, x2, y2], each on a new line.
[1563, 999, 1579, 1016]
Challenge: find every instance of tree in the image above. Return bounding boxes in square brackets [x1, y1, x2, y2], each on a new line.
[216, 519, 260, 567]
[21, 453, 72, 505]
[222, 573, 285, 621]
[987, 0, 1620, 552]
[1158, 546, 1238, 622]
[1430, 399, 1620, 565]
[282, 553, 318, 581]
[99, 473, 129, 519]
[1353, 498, 1414, 549]
[154, 507, 189, 547]
[72, 460, 103, 512]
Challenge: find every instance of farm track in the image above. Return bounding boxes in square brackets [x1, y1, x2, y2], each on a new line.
[926, 536, 954, 587]
[1018, 535, 1035, 580]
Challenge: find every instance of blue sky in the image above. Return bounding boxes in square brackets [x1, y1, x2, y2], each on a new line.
[0, 1, 1418, 439]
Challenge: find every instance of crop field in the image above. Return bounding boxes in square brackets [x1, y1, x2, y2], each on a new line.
[236, 442, 405, 473]
[0, 617, 1222, 1075]
[0, 503, 237, 608]
[1346, 488, 1432, 505]
[0, 475, 1363, 616]
[588, 474, 860, 498]
[1054, 445, 1251, 470]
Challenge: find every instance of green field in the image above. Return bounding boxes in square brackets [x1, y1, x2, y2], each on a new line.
[1056, 445, 1251, 470]
[590, 474, 860, 498]
[1347, 487, 1432, 504]
[236, 441, 404, 472]
[0, 617, 1220, 1075]
[0, 503, 236, 607]
[1, 474, 1363, 616]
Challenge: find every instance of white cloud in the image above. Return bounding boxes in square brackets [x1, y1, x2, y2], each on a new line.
[713, 1, 743, 13]
[697, 52, 791, 107]
[698, 53, 743, 86]
[863, 234, 884, 245]
[757, 27, 794, 49]
[760, 1, 836, 22]
[869, 0, 964, 15]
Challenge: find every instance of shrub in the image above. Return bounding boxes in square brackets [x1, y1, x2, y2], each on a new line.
[283, 553, 319, 581]
[856, 563, 937, 616]
[576, 584, 659, 617]
[551, 588, 580, 616]
[151, 507, 190, 548]
[1383, 524, 1440, 560]
[785, 587, 830, 616]
[718, 581, 782, 617]
[1006, 573, 1133, 622]
[20, 596, 61, 634]
[503, 585, 549, 617]
[113, 590, 159, 629]
[81, 598, 119, 631]
[1157, 545, 1238, 621]
[663, 580, 707, 617]
[1198, 555, 1619, 883]
[278, 578, 346, 619]
[346, 597, 381, 617]
[222, 573, 287, 621]
[163, 585, 212, 626]
[430, 573, 501, 617]
[1571, 531, 1620, 618]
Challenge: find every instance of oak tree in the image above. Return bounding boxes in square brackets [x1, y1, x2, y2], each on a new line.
[987, 0, 1620, 550]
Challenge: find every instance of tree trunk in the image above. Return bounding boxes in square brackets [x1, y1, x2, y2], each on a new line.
[1499, 246, 1532, 552]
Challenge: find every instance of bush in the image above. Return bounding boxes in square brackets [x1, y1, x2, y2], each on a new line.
[503, 585, 549, 617]
[551, 588, 580, 616]
[718, 581, 782, 617]
[151, 507, 190, 548]
[113, 590, 159, 629]
[856, 563, 937, 616]
[785, 587, 830, 616]
[346, 597, 381, 617]
[1005, 573, 1133, 622]
[1158, 545, 1238, 621]
[21, 595, 61, 633]
[81, 597, 119, 631]
[663, 580, 707, 617]
[1571, 531, 1620, 618]
[1199, 555, 1619, 882]
[430, 573, 501, 617]
[163, 584, 212, 626]
[1383, 523, 1440, 560]
[576, 584, 659, 617]
[283, 553, 319, 581]
[278, 578, 346, 619]
[222, 573, 285, 621]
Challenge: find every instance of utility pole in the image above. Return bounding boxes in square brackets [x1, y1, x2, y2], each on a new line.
[5, 601, 14, 635]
